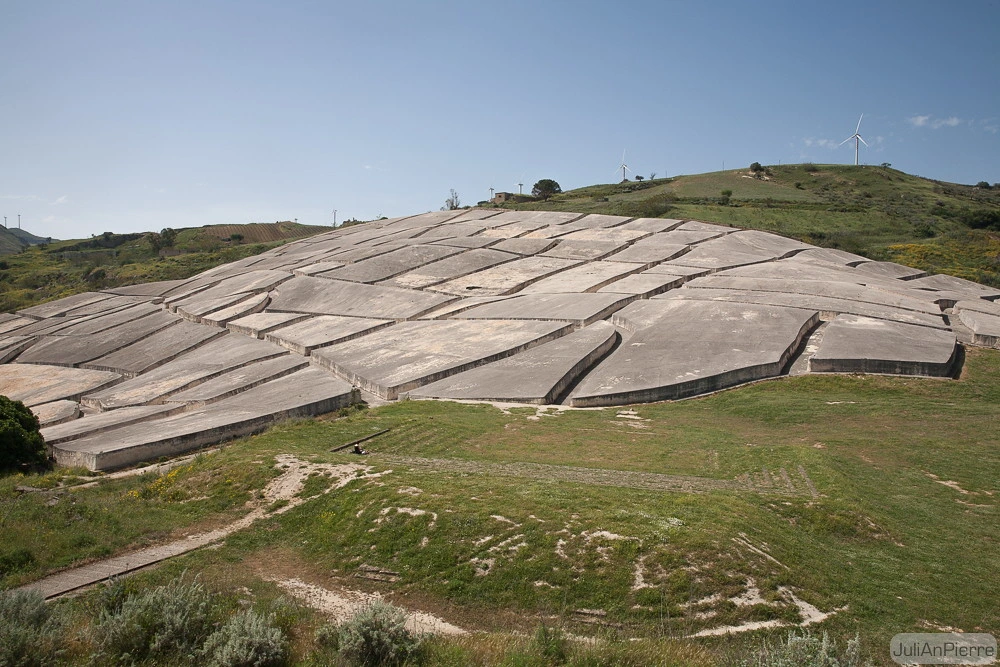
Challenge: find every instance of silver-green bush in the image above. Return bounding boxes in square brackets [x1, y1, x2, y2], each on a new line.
[737, 629, 872, 667]
[0, 588, 65, 667]
[201, 608, 287, 667]
[92, 575, 212, 665]
[337, 600, 420, 667]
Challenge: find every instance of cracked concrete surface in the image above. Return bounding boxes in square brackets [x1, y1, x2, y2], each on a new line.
[0, 210, 994, 470]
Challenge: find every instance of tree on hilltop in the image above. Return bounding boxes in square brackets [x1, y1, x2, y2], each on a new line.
[531, 179, 562, 200]
[442, 189, 461, 210]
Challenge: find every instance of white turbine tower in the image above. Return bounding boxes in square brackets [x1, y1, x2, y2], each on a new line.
[617, 150, 631, 182]
[517, 174, 524, 195]
[840, 114, 869, 166]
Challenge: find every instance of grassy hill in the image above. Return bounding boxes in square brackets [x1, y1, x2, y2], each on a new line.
[502, 164, 1000, 287]
[2, 350, 997, 664]
[0, 226, 57, 256]
[0, 221, 329, 313]
[5, 227, 53, 246]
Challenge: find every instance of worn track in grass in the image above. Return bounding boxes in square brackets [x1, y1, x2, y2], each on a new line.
[375, 454, 819, 497]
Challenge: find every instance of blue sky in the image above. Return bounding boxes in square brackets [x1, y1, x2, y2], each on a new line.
[2, 0, 999, 239]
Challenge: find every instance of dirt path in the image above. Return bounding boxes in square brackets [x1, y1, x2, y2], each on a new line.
[265, 576, 466, 636]
[18, 455, 379, 599]
[376, 455, 818, 496]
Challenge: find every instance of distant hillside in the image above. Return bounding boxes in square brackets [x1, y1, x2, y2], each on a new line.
[0, 226, 57, 256]
[0, 220, 330, 313]
[502, 164, 1000, 286]
[6, 227, 54, 246]
[0, 229, 25, 256]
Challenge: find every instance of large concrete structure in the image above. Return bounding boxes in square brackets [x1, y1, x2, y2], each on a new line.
[1, 210, 997, 470]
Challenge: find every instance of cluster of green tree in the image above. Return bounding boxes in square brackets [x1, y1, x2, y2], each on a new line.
[936, 204, 1000, 231]
[147, 227, 177, 253]
[531, 179, 561, 199]
[0, 396, 45, 471]
[56, 232, 144, 253]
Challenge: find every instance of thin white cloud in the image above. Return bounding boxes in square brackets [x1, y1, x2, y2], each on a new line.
[908, 114, 964, 129]
[803, 138, 838, 150]
[51, 195, 67, 205]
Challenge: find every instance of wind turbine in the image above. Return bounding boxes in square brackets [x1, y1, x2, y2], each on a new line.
[489, 186, 495, 200]
[840, 114, 868, 166]
[517, 175, 524, 195]
[616, 150, 631, 182]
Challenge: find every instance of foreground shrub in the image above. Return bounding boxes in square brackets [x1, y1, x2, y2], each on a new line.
[92, 575, 213, 665]
[0, 588, 65, 666]
[0, 395, 46, 470]
[201, 608, 287, 667]
[416, 632, 717, 666]
[735, 629, 872, 667]
[534, 624, 568, 664]
[337, 600, 420, 667]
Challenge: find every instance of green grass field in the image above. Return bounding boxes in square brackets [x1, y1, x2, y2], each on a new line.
[3, 349, 996, 664]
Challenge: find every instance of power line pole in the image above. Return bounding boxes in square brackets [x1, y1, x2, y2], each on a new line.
[332, 209, 337, 227]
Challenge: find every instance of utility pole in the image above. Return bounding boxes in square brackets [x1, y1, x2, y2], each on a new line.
[332, 209, 337, 227]
[18, 213, 21, 229]
[2, 216, 6, 228]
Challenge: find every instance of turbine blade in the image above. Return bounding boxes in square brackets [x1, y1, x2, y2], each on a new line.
[856, 113, 864, 133]
[840, 137, 853, 146]
[858, 136, 869, 147]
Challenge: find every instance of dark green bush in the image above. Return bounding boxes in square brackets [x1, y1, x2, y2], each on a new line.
[0, 548, 35, 578]
[0, 395, 46, 470]
[534, 623, 568, 664]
